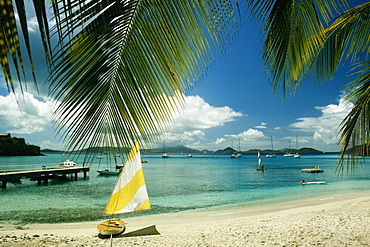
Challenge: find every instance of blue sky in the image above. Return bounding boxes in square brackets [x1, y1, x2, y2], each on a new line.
[0, 2, 365, 152]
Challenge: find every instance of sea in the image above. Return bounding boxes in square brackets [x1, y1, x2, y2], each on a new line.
[1, 153, 370, 225]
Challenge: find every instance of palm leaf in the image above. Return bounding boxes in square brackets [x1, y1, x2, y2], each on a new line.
[48, 0, 239, 160]
[0, 0, 51, 91]
[247, 0, 349, 98]
[337, 61, 370, 174]
[311, 2, 370, 81]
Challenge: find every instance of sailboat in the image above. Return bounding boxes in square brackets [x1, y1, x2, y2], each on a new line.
[294, 135, 300, 158]
[97, 151, 121, 175]
[256, 150, 267, 170]
[266, 136, 276, 158]
[283, 140, 294, 157]
[235, 138, 242, 158]
[187, 141, 193, 157]
[162, 140, 169, 158]
[97, 141, 151, 237]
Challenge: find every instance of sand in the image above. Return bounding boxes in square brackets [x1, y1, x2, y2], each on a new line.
[1, 192, 370, 246]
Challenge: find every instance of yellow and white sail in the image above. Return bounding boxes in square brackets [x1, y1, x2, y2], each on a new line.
[104, 141, 151, 215]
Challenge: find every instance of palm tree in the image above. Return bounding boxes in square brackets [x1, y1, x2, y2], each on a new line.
[247, 0, 370, 173]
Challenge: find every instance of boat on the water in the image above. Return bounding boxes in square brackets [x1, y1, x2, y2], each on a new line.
[97, 141, 151, 238]
[301, 166, 324, 173]
[59, 160, 76, 168]
[266, 136, 276, 158]
[235, 138, 242, 158]
[97, 169, 120, 175]
[284, 140, 294, 157]
[162, 153, 169, 158]
[294, 135, 300, 158]
[299, 180, 326, 185]
[256, 150, 267, 170]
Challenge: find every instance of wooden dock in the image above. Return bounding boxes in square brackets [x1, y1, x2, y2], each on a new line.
[0, 167, 90, 188]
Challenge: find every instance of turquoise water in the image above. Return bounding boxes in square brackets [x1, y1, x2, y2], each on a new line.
[0, 153, 369, 224]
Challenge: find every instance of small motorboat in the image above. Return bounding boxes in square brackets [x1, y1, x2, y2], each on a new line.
[60, 160, 76, 168]
[299, 180, 326, 185]
[301, 166, 324, 173]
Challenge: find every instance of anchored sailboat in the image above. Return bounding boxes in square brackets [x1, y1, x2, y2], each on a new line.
[294, 135, 300, 158]
[266, 136, 276, 158]
[97, 141, 151, 237]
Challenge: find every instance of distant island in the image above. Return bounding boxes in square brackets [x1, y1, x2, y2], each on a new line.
[0, 134, 42, 156]
[138, 145, 324, 154]
[41, 145, 326, 155]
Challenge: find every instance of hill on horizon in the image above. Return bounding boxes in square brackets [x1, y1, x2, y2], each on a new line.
[41, 145, 326, 155]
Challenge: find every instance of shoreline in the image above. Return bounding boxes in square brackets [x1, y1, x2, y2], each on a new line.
[1, 191, 370, 246]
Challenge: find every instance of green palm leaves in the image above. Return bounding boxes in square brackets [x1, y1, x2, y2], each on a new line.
[249, 0, 370, 172]
[0, 0, 51, 91]
[48, 1, 239, 160]
[338, 61, 370, 172]
[248, 0, 350, 97]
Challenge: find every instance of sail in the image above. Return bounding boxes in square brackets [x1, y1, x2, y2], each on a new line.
[104, 141, 151, 215]
[258, 151, 262, 165]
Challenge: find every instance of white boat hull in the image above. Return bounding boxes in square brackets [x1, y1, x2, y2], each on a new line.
[301, 168, 324, 173]
[300, 181, 326, 185]
[266, 154, 276, 158]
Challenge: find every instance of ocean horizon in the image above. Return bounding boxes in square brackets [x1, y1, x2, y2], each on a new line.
[1, 153, 369, 225]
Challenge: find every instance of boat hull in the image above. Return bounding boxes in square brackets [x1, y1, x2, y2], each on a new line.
[97, 219, 126, 236]
[256, 167, 267, 171]
[162, 153, 169, 158]
[97, 169, 120, 175]
[301, 169, 324, 173]
[300, 181, 326, 185]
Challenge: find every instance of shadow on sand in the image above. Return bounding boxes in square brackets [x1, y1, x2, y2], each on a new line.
[98, 225, 160, 239]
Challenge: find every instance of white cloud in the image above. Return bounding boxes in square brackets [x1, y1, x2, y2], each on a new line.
[27, 17, 39, 33]
[255, 122, 267, 129]
[289, 98, 352, 145]
[225, 128, 264, 140]
[166, 95, 243, 143]
[0, 92, 55, 134]
[215, 137, 227, 145]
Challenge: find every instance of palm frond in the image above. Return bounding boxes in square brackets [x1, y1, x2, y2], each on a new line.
[337, 61, 370, 174]
[0, 0, 26, 91]
[247, 0, 349, 98]
[0, 0, 51, 91]
[311, 2, 370, 81]
[48, 0, 239, 160]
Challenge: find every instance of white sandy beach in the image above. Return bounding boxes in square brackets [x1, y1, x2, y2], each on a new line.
[1, 192, 370, 246]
